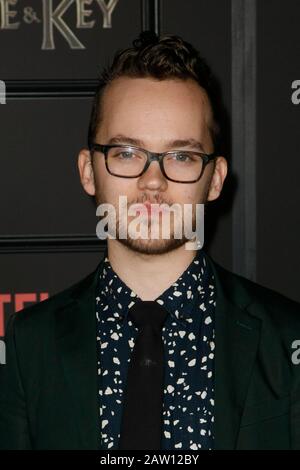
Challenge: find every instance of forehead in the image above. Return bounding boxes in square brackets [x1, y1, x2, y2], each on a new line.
[98, 77, 213, 143]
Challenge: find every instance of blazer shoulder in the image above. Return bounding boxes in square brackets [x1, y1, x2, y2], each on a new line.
[208, 256, 300, 328]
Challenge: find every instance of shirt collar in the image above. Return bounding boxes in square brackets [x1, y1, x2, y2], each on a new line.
[96, 247, 214, 327]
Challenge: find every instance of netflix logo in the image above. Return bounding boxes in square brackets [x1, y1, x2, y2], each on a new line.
[0, 292, 49, 336]
[0, 292, 49, 364]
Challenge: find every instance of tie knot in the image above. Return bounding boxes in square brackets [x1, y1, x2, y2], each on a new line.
[128, 300, 169, 331]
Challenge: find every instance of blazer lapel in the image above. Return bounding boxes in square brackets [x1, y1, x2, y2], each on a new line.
[206, 255, 262, 449]
[55, 265, 102, 450]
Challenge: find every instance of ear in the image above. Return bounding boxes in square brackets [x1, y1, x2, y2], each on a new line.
[207, 156, 228, 202]
[77, 148, 95, 196]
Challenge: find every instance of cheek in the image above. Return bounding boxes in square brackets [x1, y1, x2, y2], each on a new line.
[101, 176, 138, 204]
[174, 186, 202, 205]
[93, 157, 128, 198]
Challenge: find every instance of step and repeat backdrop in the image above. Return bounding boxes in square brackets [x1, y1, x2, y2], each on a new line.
[0, 0, 299, 364]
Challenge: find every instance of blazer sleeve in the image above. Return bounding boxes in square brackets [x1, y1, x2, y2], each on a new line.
[0, 313, 32, 449]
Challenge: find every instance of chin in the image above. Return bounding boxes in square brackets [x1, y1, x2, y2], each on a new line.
[116, 235, 187, 255]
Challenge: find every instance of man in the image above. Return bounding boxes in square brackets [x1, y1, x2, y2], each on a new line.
[0, 31, 300, 450]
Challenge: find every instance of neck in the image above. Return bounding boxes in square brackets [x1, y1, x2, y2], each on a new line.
[106, 240, 197, 301]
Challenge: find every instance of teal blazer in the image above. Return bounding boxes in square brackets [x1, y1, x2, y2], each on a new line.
[0, 254, 300, 450]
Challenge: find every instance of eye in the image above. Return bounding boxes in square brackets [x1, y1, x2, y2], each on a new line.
[169, 152, 194, 163]
[177, 153, 190, 161]
[119, 151, 134, 159]
[112, 150, 137, 160]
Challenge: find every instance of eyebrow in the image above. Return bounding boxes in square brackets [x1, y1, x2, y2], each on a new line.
[106, 134, 206, 152]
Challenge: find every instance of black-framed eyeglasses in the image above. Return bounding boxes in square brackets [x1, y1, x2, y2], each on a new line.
[89, 143, 218, 184]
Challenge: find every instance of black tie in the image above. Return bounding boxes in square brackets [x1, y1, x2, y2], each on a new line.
[118, 300, 169, 450]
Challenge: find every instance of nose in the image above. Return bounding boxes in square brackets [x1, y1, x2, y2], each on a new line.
[137, 159, 168, 191]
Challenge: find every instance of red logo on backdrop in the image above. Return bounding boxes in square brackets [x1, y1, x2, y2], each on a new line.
[0, 293, 49, 337]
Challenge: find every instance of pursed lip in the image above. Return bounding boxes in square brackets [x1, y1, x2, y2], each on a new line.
[131, 201, 170, 216]
[143, 202, 169, 214]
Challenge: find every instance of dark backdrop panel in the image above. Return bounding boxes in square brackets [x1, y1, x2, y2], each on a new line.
[162, 0, 232, 271]
[0, 0, 141, 80]
[0, 97, 97, 235]
[256, 0, 300, 302]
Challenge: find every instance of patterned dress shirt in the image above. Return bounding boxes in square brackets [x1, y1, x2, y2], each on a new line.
[95, 247, 216, 450]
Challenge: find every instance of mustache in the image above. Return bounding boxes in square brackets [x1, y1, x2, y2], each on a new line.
[132, 194, 171, 206]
